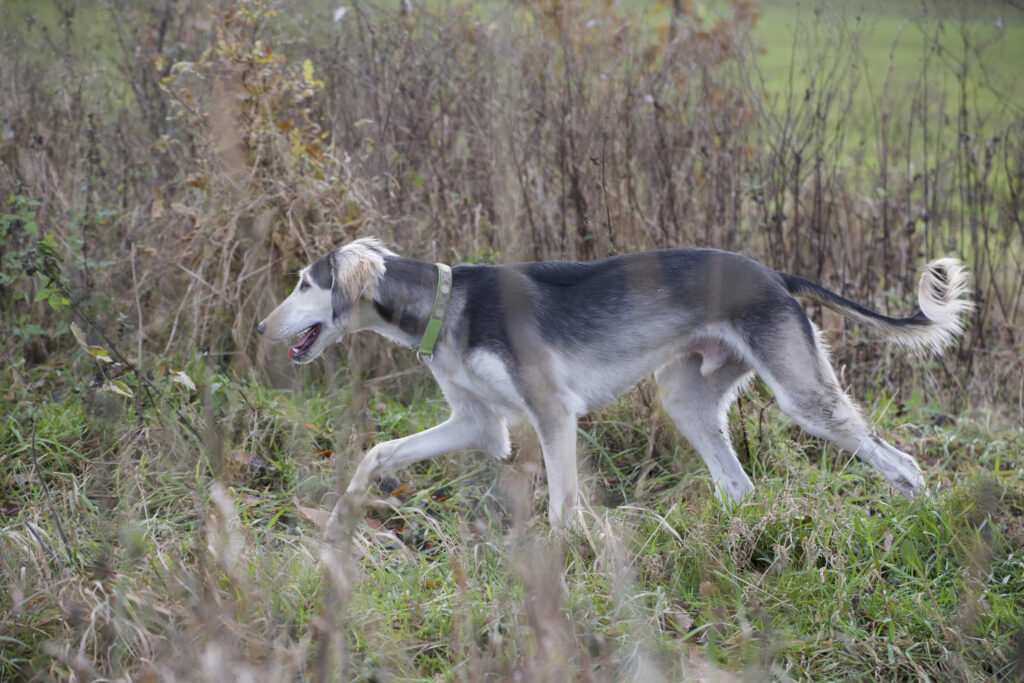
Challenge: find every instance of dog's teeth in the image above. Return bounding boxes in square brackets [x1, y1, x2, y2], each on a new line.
[288, 324, 321, 360]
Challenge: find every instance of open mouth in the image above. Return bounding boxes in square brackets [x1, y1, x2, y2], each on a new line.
[288, 323, 322, 360]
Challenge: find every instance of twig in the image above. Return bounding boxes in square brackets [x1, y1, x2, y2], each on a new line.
[25, 522, 62, 572]
[737, 394, 752, 467]
[28, 409, 75, 569]
[131, 243, 144, 428]
[600, 132, 616, 254]
[72, 301, 203, 444]
[1018, 366, 1023, 425]
[364, 366, 423, 385]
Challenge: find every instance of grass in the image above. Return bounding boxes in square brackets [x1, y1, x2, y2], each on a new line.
[2, 352, 1023, 680]
[619, 0, 1024, 180]
[2, 0, 1023, 679]
[752, 0, 1024, 130]
[12, 0, 1023, 116]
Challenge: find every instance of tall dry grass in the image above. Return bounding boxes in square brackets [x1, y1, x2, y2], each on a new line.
[2, 3, 1024, 680]
[2, 0, 1020, 408]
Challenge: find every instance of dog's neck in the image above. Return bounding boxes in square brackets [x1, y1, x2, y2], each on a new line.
[364, 255, 446, 349]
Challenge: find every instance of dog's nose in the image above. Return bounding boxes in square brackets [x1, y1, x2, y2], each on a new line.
[257, 321, 266, 336]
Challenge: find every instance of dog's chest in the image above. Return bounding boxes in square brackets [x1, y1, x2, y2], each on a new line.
[433, 349, 528, 418]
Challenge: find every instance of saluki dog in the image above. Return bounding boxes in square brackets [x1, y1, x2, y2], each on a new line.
[258, 238, 971, 527]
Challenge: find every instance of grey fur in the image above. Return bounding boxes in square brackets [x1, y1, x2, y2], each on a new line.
[257, 239, 972, 528]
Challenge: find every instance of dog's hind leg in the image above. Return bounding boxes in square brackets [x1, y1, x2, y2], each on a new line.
[743, 306, 925, 497]
[531, 411, 581, 528]
[655, 351, 755, 504]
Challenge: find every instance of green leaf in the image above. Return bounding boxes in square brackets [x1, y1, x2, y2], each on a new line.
[46, 290, 70, 311]
[303, 58, 315, 85]
[86, 345, 114, 363]
[70, 322, 113, 362]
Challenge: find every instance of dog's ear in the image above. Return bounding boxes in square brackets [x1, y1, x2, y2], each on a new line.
[331, 242, 386, 320]
[330, 251, 347, 321]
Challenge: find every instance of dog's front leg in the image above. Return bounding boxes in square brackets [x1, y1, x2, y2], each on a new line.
[326, 415, 488, 537]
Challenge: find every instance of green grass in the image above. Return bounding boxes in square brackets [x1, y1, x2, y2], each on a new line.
[2, 353, 1022, 680]
[619, 0, 1024, 115]
[2, 0, 1023, 679]
[753, 0, 1024, 127]
[614, 0, 1024, 170]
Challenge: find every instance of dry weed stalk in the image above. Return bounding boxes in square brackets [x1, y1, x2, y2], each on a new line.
[1, 2, 1023, 678]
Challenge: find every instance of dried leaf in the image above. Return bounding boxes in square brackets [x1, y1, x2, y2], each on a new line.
[102, 380, 134, 398]
[170, 369, 196, 391]
[388, 483, 414, 498]
[170, 202, 198, 220]
[70, 321, 88, 347]
[231, 451, 275, 471]
[239, 493, 269, 505]
[293, 496, 331, 530]
[70, 322, 113, 363]
[0, 503, 22, 518]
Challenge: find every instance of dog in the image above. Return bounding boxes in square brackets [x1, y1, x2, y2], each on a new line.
[257, 238, 971, 526]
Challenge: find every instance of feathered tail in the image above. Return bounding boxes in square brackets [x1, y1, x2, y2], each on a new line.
[780, 258, 973, 354]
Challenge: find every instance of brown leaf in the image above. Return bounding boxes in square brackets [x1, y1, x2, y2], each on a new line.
[231, 451, 275, 471]
[11, 473, 38, 487]
[170, 202, 198, 220]
[388, 483, 414, 498]
[239, 493, 268, 505]
[293, 496, 331, 530]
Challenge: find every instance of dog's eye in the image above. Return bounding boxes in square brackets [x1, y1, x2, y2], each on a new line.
[299, 280, 310, 291]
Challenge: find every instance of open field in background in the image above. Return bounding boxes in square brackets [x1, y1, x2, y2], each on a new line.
[753, 0, 1024, 122]
[2, 0, 1024, 680]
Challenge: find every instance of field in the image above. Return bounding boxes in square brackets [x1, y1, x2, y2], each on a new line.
[2, 0, 1023, 680]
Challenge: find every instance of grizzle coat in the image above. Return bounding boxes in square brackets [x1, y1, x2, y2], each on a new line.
[258, 239, 971, 527]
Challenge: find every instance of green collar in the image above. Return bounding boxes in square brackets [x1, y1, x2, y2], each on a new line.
[417, 263, 452, 360]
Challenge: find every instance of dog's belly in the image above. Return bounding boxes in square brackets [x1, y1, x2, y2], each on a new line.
[554, 332, 745, 413]
[439, 333, 745, 423]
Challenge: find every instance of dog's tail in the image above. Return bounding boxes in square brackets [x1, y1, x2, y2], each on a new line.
[780, 258, 973, 354]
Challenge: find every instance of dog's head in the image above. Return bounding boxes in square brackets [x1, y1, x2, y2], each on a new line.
[257, 238, 390, 364]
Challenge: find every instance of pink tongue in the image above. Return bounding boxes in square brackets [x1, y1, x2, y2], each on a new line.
[288, 326, 317, 359]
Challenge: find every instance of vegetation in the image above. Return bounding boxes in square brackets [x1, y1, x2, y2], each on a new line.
[1, 0, 1022, 679]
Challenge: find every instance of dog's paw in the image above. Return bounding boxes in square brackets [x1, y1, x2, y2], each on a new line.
[894, 470, 927, 499]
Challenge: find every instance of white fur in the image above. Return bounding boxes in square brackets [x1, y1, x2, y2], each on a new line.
[258, 243, 970, 530]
